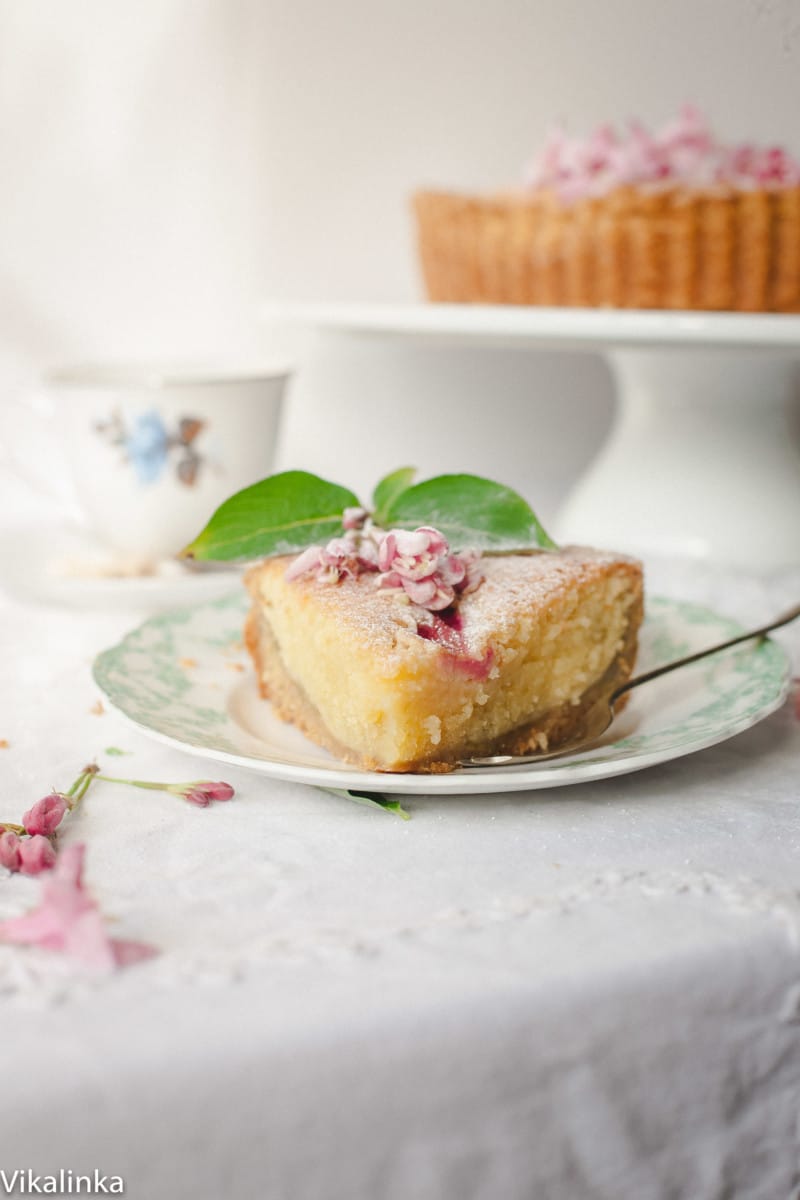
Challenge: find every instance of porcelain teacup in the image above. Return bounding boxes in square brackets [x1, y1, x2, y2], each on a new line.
[12, 363, 290, 563]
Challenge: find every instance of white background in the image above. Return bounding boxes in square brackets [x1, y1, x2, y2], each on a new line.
[0, 0, 799, 517]
[0, 14, 799, 1195]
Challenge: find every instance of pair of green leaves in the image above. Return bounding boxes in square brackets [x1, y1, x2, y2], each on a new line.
[181, 466, 556, 562]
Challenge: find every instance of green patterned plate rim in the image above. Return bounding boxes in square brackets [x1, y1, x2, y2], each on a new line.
[92, 593, 791, 796]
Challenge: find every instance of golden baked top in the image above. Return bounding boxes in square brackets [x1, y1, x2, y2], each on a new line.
[246, 545, 641, 660]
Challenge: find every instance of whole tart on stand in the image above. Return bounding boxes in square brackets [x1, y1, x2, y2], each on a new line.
[414, 107, 800, 312]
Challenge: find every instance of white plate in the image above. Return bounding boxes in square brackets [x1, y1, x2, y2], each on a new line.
[92, 593, 790, 795]
[265, 301, 800, 352]
[0, 522, 242, 611]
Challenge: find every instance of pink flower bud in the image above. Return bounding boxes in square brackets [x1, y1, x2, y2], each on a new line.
[205, 781, 235, 802]
[172, 780, 235, 806]
[18, 835, 57, 875]
[0, 831, 22, 872]
[23, 792, 68, 837]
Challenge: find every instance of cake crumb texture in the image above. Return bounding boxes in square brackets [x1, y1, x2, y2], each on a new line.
[244, 548, 644, 773]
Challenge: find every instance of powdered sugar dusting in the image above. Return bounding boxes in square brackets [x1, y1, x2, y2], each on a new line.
[250, 546, 639, 664]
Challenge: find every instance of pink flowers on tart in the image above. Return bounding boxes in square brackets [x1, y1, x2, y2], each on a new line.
[285, 520, 483, 614]
[525, 105, 800, 203]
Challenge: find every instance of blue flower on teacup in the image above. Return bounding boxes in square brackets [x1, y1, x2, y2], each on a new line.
[124, 410, 170, 484]
[95, 409, 208, 487]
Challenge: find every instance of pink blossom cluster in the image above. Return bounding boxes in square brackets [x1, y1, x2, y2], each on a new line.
[285, 521, 483, 613]
[285, 528, 380, 585]
[0, 830, 56, 874]
[525, 105, 800, 203]
[0, 792, 69, 876]
[0, 767, 236, 970]
[0, 776, 235, 884]
[375, 527, 482, 611]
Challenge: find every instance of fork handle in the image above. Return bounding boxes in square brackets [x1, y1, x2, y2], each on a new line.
[612, 599, 800, 703]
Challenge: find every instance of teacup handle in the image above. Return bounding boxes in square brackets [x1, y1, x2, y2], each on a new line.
[0, 391, 81, 514]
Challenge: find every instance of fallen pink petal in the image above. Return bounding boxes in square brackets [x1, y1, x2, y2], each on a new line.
[112, 939, 158, 967]
[0, 843, 157, 970]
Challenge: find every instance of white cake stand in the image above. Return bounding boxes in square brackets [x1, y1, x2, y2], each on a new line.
[264, 304, 800, 572]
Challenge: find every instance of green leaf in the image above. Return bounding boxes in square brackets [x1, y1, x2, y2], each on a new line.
[372, 466, 416, 525]
[321, 787, 411, 820]
[381, 473, 557, 552]
[181, 471, 360, 562]
[104, 746, 129, 757]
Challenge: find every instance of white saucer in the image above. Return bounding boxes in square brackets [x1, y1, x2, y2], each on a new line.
[0, 522, 242, 611]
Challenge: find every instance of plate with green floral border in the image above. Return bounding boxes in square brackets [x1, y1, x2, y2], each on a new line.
[92, 593, 790, 795]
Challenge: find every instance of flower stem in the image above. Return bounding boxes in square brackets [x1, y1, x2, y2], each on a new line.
[65, 764, 99, 809]
[95, 775, 172, 791]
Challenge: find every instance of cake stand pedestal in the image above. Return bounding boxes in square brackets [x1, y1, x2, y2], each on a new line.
[263, 305, 800, 572]
[556, 346, 800, 571]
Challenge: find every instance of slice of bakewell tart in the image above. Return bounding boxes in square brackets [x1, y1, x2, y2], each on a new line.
[243, 540, 643, 774]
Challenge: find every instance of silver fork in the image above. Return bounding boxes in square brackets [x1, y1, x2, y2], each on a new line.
[458, 600, 800, 769]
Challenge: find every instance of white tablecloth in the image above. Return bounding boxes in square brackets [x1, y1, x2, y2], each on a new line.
[1, 478, 799, 1200]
